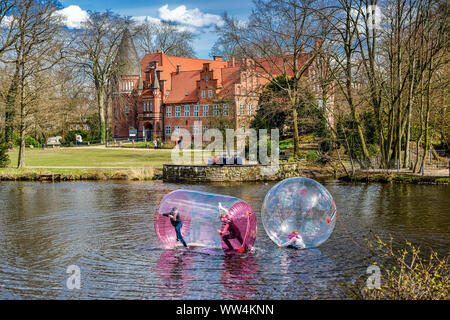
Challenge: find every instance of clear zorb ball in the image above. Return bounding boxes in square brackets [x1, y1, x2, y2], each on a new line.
[261, 177, 337, 249]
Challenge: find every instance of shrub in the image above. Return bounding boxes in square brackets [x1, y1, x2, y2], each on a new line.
[0, 134, 10, 167]
[342, 236, 449, 300]
[25, 136, 39, 148]
[61, 130, 90, 146]
[305, 151, 319, 162]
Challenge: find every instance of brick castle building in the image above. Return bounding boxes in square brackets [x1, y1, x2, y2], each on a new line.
[111, 30, 333, 142]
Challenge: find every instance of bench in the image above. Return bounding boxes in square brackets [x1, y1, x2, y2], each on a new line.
[46, 136, 62, 148]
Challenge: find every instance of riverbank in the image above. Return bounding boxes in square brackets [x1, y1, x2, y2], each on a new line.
[339, 173, 450, 184]
[0, 167, 161, 181]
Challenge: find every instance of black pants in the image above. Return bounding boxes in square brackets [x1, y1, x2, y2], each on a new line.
[223, 231, 244, 250]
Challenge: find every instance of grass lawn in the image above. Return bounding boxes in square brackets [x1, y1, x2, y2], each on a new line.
[6, 147, 207, 168]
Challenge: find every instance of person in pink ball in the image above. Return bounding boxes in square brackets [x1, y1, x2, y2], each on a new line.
[162, 207, 187, 247]
[217, 202, 246, 252]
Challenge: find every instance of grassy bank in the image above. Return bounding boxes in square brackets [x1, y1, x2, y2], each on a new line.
[0, 167, 161, 181]
[7, 147, 205, 168]
[339, 173, 450, 184]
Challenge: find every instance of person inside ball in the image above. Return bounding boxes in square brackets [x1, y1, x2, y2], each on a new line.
[162, 207, 187, 247]
[278, 230, 306, 249]
[217, 202, 246, 252]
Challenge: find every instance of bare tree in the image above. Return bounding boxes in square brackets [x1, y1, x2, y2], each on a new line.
[10, 0, 66, 167]
[1, 0, 19, 145]
[136, 20, 196, 57]
[71, 11, 130, 144]
[217, 0, 323, 156]
[0, 0, 18, 61]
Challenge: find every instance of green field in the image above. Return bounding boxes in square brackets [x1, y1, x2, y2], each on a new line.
[6, 147, 205, 168]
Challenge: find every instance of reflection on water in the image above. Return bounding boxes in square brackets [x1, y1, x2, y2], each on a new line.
[0, 180, 449, 299]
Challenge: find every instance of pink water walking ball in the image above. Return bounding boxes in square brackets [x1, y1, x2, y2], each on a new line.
[155, 190, 257, 254]
[261, 177, 337, 249]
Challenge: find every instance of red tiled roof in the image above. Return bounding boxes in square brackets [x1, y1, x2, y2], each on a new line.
[221, 66, 240, 90]
[254, 53, 313, 85]
[139, 51, 314, 104]
[141, 52, 228, 91]
[165, 70, 201, 104]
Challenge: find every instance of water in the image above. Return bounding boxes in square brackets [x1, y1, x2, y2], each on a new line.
[0, 180, 449, 299]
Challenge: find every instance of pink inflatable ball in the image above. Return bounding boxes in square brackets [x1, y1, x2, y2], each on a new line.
[155, 190, 257, 254]
[261, 177, 337, 249]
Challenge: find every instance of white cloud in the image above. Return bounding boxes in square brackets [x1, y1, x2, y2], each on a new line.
[55, 5, 90, 29]
[158, 4, 224, 28]
[132, 16, 162, 25]
[0, 15, 13, 27]
[351, 4, 383, 31]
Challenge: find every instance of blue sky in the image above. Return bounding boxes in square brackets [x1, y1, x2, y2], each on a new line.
[58, 1, 255, 58]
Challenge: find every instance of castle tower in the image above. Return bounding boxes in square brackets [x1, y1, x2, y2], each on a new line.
[111, 28, 142, 139]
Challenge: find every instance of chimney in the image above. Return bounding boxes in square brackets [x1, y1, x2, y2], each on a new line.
[231, 57, 235, 67]
[213, 56, 223, 61]
[177, 64, 181, 74]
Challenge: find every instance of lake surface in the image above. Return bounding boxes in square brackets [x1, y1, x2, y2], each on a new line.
[0, 180, 449, 299]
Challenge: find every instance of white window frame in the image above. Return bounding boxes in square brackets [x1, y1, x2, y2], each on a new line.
[193, 125, 200, 135]
[208, 89, 213, 98]
[223, 104, 229, 116]
[194, 105, 199, 117]
[184, 105, 190, 117]
[240, 103, 245, 116]
[248, 103, 253, 116]
[165, 126, 171, 135]
[166, 106, 172, 118]
[202, 125, 209, 133]
[213, 104, 220, 116]
[201, 90, 205, 98]
[202, 105, 209, 117]
[175, 106, 181, 117]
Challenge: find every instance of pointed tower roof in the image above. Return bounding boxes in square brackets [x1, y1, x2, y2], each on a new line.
[114, 29, 141, 76]
[152, 70, 160, 89]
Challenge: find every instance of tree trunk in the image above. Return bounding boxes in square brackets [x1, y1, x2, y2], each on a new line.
[17, 128, 25, 168]
[292, 108, 300, 156]
[97, 88, 106, 144]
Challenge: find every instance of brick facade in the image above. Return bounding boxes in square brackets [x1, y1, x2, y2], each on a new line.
[111, 32, 333, 143]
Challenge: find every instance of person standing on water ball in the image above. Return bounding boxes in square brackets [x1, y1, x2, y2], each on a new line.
[162, 207, 187, 247]
[217, 202, 246, 252]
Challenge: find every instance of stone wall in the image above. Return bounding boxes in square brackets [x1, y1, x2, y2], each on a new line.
[162, 163, 335, 183]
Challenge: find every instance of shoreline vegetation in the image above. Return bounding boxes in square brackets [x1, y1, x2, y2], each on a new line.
[1, 166, 448, 184]
[0, 146, 448, 183]
[0, 167, 160, 181]
[339, 173, 450, 184]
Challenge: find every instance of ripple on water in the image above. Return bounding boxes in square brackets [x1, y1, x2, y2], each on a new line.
[0, 180, 448, 299]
